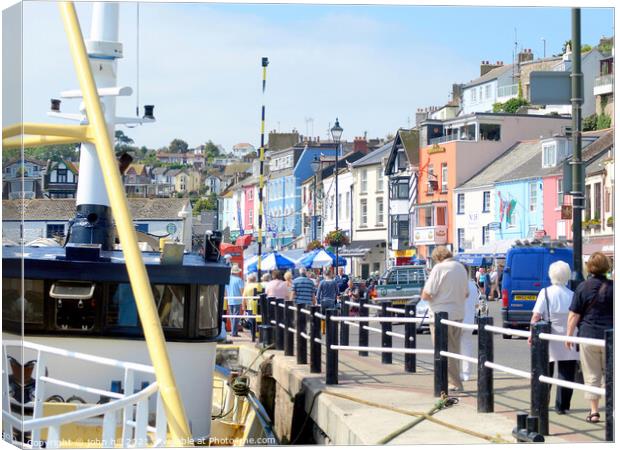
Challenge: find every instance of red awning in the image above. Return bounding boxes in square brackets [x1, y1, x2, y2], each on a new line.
[582, 234, 614, 256]
[235, 234, 253, 248]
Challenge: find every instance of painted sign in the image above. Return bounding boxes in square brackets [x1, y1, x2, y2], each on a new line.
[428, 144, 446, 154]
[487, 222, 501, 230]
[561, 205, 572, 220]
[166, 223, 177, 234]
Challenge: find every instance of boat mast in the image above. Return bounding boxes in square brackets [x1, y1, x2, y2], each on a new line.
[69, 3, 120, 249]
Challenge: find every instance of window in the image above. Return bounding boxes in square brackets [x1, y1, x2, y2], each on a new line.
[391, 178, 409, 200]
[482, 191, 491, 212]
[482, 225, 490, 245]
[46, 224, 65, 238]
[345, 192, 350, 218]
[457, 228, 465, 251]
[557, 178, 564, 207]
[391, 214, 409, 240]
[338, 193, 343, 220]
[361, 169, 368, 193]
[2, 278, 44, 324]
[372, 262, 381, 273]
[360, 199, 368, 226]
[485, 84, 491, 99]
[527, 225, 537, 238]
[376, 169, 384, 192]
[427, 165, 435, 194]
[457, 193, 465, 214]
[249, 209, 253, 224]
[542, 143, 556, 168]
[529, 182, 537, 212]
[594, 182, 602, 219]
[376, 197, 384, 225]
[134, 223, 149, 233]
[471, 89, 476, 102]
[57, 168, 68, 183]
[441, 163, 448, 193]
[479, 124, 501, 141]
[397, 150, 408, 170]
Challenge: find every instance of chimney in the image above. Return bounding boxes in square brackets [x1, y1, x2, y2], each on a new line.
[416, 109, 429, 125]
[518, 49, 534, 63]
[480, 60, 503, 76]
[451, 83, 464, 106]
[353, 136, 369, 154]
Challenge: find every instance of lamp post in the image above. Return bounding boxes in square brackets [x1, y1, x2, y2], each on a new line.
[310, 155, 321, 242]
[331, 118, 343, 273]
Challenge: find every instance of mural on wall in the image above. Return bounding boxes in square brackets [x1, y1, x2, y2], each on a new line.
[497, 191, 518, 226]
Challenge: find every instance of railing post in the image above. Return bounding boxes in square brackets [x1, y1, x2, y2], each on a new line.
[381, 302, 393, 364]
[310, 305, 321, 373]
[296, 304, 307, 365]
[265, 295, 276, 346]
[284, 300, 295, 356]
[605, 329, 613, 442]
[531, 321, 550, 436]
[434, 312, 448, 397]
[358, 297, 369, 357]
[404, 304, 416, 373]
[275, 298, 285, 351]
[477, 316, 494, 412]
[340, 296, 350, 346]
[325, 308, 339, 385]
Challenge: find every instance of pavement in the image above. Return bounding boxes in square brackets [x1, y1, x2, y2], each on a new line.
[226, 312, 609, 445]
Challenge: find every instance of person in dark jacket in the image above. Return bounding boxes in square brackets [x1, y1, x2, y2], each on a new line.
[565, 252, 613, 423]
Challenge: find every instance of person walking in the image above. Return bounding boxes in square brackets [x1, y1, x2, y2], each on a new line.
[291, 267, 316, 306]
[421, 246, 469, 392]
[566, 252, 613, 423]
[317, 270, 339, 311]
[266, 270, 289, 300]
[529, 261, 579, 415]
[461, 273, 479, 382]
[284, 270, 294, 300]
[337, 266, 349, 294]
[243, 273, 263, 338]
[225, 264, 245, 337]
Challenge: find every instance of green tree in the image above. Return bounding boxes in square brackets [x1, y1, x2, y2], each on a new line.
[3, 143, 79, 163]
[583, 113, 598, 131]
[596, 114, 611, 130]
[203, 140, 221, 162]
[193, 193, 218, 215]
[169, 138, 189, 153]
[493, 97, 529, 114]
[115, 130, 134, 149]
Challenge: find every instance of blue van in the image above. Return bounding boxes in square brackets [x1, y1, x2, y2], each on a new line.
[501, 243, 573, 337]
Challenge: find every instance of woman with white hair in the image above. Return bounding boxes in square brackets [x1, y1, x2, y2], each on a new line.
[529, 260, 579, 415]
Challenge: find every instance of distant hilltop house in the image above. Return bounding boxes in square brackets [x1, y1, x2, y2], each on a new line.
[2, 157, 46, 199]
[155, 149, 205, 169]
[231, 143, 256, 159]
[44, 159, 79, 199]
[122, 163, 155, 198]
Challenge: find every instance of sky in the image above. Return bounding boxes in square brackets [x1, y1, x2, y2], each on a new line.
[5, 1, 616, 151]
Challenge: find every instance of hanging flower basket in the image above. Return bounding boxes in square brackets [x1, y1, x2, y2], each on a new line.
[324, 230, 349, 248]
[306, 240, 324, 252]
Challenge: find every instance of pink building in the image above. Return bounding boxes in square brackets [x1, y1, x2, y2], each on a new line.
[542, 173, 571, 240]
[243, 184, 255, 234]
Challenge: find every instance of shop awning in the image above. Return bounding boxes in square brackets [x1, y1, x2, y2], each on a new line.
[338, 240, 385, 258]
[235, 234, 253, 248]
[583, 234, 614, 257]
[454, 253, 494, 266]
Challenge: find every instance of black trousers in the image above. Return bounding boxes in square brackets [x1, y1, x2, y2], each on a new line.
[549, 360, 577, 411]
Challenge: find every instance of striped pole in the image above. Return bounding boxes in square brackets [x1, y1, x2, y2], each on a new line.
[257, 57, 269, 279]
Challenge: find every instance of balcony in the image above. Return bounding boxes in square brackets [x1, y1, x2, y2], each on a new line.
[594, 74, 613, 96]
[496, 83, 518, 101]
[412, 225, 448, 245]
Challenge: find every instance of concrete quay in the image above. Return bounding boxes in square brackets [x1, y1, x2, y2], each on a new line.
[224, 335, 608, 445]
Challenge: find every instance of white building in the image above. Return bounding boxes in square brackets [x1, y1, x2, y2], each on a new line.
[231, 143, 256, 159]
[461, 62, 516, 115]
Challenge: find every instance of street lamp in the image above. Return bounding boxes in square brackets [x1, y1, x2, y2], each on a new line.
[310, 155, 321, 242]
[331, 118, 343, 272]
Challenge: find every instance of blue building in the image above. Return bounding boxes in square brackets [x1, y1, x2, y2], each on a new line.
[266, 143, 338, 248]
[494, 146, 545, 241]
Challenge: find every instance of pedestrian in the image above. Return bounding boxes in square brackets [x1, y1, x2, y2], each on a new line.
[317, 269, 339, 333]
[284, 270, 294, 300]
[461, 271, 479, 382]
[291, 267, 316, 306]
[260, 273, 271, 290]
[266, 270, 289, 300]
[225, 263, 244, 337]
[337, 266, 349, 293]
[242, 273, 263, 336]
[421, 246, 469, 392]
[566, 252, 613, 423]
[529, 261, 579, 414]
[489, 267, 499, 301]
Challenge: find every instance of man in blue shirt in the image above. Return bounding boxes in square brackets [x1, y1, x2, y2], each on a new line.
[226, 264, 244, 337]
[292, 268, 316, 305]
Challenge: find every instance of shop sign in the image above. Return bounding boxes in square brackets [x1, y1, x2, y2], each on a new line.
[428, 144, 446, 155]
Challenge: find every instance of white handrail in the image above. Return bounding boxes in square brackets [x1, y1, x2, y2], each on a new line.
[39, 375, 124, 400]
[372, 295, 418, 302]
[484, 361, 532, 380]
[330, 316, 424, 323]
[3, 340, 155, 374]
[222, 314, 261, 319]
[440, 319, 477, 331]
[439, 351, 478, 364]
[538, 333, 605, 348]
[484, 325, 531, 339]
[331, 345, 433, 354]
[539, 375, 605, 396]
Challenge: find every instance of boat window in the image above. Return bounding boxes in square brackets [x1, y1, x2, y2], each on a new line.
[107, 284, 186, 329]
[51, 281, 98, 331]
[2, 278, 44, 324]
[198, 285, 220, 330]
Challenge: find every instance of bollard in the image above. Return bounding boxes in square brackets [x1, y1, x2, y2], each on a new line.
[404, 304, 416, 373]
[296, 304, 308, 365]
[381, 302, 393, 364]
[531, 321, 550, 436]
[340, 298, 350, 346]
[275, 298, 285, 351]
[358, 297, 369, 357]
[284, 300, 295, 356]
[512, 412, 528, 442]
[477, 316, 494, 413]
[512, 414, 544, 443]
[434, 312, 448, 397]
[605, 329, 613, 442]
[267, 296, 277, 346]
[250, 317, 256, 343]
[259, 293, 272, 347]
[310, 305, 321, 373]
[325, 308, 339, 385]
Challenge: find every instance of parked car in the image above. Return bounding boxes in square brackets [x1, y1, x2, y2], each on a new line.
[375, 265, 428, 306]
[406, 296, 430, 333]
[501, 241, 573, 338]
